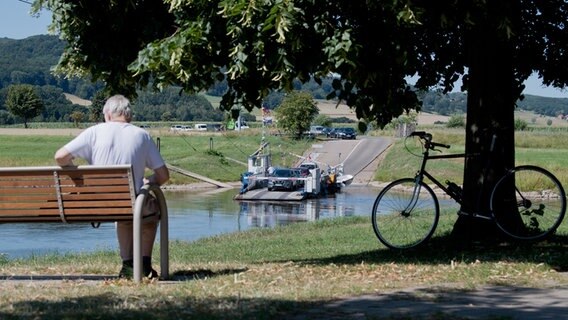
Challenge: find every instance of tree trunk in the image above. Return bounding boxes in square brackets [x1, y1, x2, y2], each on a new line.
[451, 1, 518, 244]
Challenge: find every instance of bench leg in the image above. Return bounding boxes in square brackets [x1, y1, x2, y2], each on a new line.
[155, 186, 169, 280]
[133, 193, 145, 282]
[134, 185, 169, 282]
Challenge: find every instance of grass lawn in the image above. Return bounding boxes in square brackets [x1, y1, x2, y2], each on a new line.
[1, 216, 568, 319]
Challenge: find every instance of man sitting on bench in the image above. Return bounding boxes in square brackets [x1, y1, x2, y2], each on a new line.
[54, 94, 169, 279]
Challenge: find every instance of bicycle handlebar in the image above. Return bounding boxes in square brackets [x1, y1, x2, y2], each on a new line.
[431, 141, 450, 149]
[409, 131, 431, 139]
[408, 131, 450, 150]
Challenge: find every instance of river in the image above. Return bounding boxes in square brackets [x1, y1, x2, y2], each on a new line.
[0, 185, 383, 259]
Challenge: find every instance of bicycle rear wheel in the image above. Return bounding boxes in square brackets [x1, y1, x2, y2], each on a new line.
[491, 165, 566, 241]
[372, 178, 439, 249]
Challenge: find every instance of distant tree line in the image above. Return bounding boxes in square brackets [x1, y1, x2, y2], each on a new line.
[133, 87, 224, 122]
[0, 85, 88, 125]
[0, 85, 226, 125]
[1, 35, 567, 124]
[418, 89, 568, 118]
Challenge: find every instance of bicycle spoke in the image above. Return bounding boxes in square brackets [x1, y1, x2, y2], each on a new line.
[491, 165, 566, 241]
[372, 179, 439, 249]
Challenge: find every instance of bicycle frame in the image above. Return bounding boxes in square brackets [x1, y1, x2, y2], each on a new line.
[413, 146, 466, 205]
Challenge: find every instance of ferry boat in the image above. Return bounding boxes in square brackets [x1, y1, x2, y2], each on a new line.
[234, 143, 353, 201]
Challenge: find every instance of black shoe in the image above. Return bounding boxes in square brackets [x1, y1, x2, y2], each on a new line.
[143, 256, 159, 279]
[118, 260, 133, 279]
[119, 258, 158, 279]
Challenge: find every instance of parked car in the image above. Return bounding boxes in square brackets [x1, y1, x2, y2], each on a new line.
[207, 123, 223, 131]
[334, 127, 357, 139]
[299, 162, 319, 171]
[321, 127, 334, 137]
[267, 168, 301, 191]
[326, 128, 338, 138]
[309, 125, 325, 136]
[170, 125, 184, 132]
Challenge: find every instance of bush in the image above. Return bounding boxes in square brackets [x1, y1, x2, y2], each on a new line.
[446, 114, 465, 128]
[312, 114, 332, 127]
[332, 116, 356, 123]
[515, 118, 528, 131]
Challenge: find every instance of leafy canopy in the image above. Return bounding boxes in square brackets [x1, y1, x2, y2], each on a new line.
[34, 1, 568, 127]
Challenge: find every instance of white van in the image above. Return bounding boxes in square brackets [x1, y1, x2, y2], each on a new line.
[194, 123, 207, 131]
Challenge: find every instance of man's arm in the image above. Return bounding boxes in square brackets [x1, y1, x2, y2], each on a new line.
[54, 147, 75, 166]
[145, 165, 170, 186]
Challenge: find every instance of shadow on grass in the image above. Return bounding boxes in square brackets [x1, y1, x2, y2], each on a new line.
[287, 233, 568, 272]
[0, 292, 314, 320]
[0, 268, 249, 282]
[170, 267, 248, 281]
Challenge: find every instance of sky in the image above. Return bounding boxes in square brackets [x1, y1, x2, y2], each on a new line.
[1, 0, 567, 99]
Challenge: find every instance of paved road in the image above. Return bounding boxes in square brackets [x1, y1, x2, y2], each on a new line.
[300, 136, 392, 184]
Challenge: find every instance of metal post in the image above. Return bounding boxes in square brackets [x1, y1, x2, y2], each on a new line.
[133, 189, 146, 283]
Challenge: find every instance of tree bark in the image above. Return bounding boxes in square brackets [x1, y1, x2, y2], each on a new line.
[451, 1, 518, 244]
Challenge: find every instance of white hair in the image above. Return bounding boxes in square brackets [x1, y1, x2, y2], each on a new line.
[103, 94, 132, 121]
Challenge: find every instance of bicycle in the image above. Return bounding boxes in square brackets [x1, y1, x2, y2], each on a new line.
[371, 131, 566, 250]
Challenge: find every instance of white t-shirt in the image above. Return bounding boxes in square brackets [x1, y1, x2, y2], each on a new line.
[63, 122, 165, 191]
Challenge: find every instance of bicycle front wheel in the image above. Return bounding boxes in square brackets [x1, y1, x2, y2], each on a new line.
[491, 165, 566, 241]
[372, 178, 440, 249]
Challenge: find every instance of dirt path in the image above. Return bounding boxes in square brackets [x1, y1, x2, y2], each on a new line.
[0, 128, 83, 136]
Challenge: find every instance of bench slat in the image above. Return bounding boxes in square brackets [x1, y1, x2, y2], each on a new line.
[0, 192, 132, 201]
[0, 179, 55, 188]
[0, 215, 139, 222]
[0, 200, 133, 209]
[60, 185, 131, 193]
[0, 207, 133, 215]
[0, 178, 130, 187]
[61, 193, 132, 201]
[0, 167, 131, 177]
[0, 194, 56, 201]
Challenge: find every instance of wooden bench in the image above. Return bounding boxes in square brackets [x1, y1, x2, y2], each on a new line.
[0, 164, 169, 282]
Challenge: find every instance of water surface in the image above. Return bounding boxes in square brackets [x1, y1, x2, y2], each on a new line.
[1, 186, 383, 259]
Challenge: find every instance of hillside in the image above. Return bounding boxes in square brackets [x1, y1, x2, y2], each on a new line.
[0, 35, 98, 98]
[63, 93, 91, 106]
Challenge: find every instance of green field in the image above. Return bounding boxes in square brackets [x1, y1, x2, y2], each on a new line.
[0, 129, 313, 185]
[375, 128, 568, 188]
